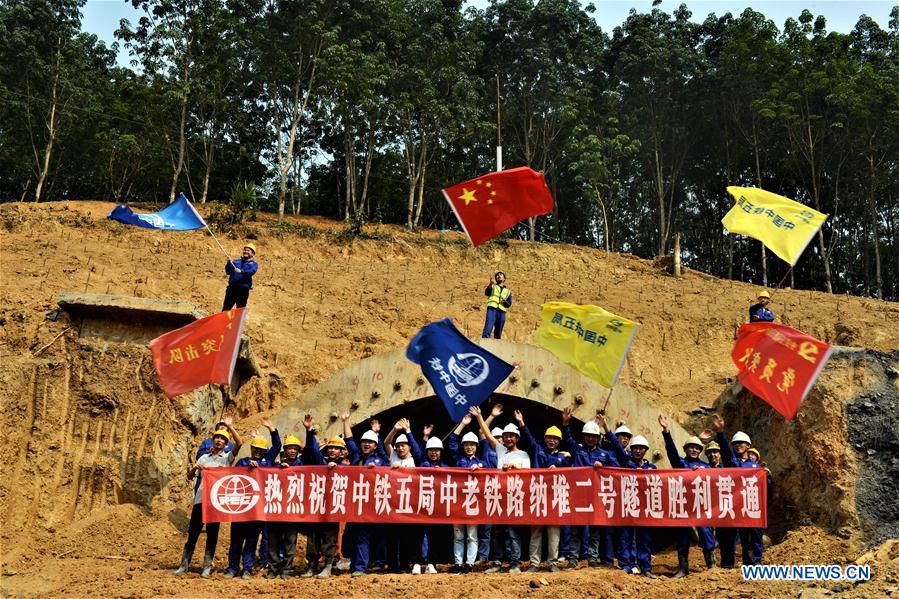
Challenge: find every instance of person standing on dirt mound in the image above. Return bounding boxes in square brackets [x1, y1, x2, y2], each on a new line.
[175, 419, 242, 578]
[482, 271, 512, 339]
[222, 243, 259, 311]
[658, 414, 717, 578]
[749, 290, 775, 322]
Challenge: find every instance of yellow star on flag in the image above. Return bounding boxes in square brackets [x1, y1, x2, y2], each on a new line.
[459, 188, 478, 205]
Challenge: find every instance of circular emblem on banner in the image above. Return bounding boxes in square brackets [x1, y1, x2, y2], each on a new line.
[137, 214, 166, 228]
[447, 353, 490, 387]
[209, 474, 260, 514]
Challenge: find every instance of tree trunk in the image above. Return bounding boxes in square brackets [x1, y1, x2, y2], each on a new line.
[200, 141, 214, 204]
[868, 155, 883, 298]
[754, 127, 767, 287]
[806, 121, 833, 293]
[34, 46, 62, 203]
[169, 62, 190, 203]
[593, 186, 609, 253]
[673, 232, 682, 278]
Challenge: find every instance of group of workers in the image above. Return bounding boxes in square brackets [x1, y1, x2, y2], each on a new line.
[202, 246, 776, 581]
[175, 405, 772, 580]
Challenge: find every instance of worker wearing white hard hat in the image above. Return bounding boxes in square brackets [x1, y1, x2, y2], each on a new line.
[416, 425, 448, 574]
[383, 419, 422, 574]
[613, 424, 633, 448]
[598, 416, 658, 578]
[445, 412, 490, 574]
[561, 407, 620, 570]
[709, 414, 770, 569]
[658, 414, 716, 578]
[343, 418, 388, 578]
[472, 404, 530, 574]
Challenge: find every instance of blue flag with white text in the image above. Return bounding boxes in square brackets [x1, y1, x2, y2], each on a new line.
[406, 318, 514, 421]
[108, 193, 207, 231]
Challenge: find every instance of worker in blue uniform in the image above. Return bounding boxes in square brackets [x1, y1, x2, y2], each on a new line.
[659, 414, 717, 577]
[709, 414, 771, 567]
[599, 416, 658, 578]
[515, 409, 571, 572]
[222, 243, 259, 311]
[749, 290, 775, 322]
[562, 407, 619, 569]
[225, 418, 281, 579]
[345, 421, 389, 577]
[446, 413, 490, 573]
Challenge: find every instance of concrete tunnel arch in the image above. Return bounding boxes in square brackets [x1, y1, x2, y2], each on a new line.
[270, 339, 692, 467]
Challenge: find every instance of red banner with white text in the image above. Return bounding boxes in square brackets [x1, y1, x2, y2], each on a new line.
[202, 466, 766, 527]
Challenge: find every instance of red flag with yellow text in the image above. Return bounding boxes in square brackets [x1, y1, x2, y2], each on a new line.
[732, 322, 833, 419]
[149, 308, 247, 397]
[442, 167, 554, 246]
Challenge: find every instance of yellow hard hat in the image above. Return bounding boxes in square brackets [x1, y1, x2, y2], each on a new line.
[544, 426, 562, 439]
[244, 243, 257, 254]
[704, 441, 721, 453]
[747, 447, 762, 461]
[325, 436, 347, 450]
[212, 429, 230, 442]
[250, 436, 269, 450]
[758, 290, 771, 299]
[283, 434, 302, 448]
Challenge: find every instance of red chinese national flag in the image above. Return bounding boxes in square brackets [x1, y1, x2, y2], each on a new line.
[442, 167, 554, 247]
[732, 322, 833, 420]
[149, 308, 247, 398]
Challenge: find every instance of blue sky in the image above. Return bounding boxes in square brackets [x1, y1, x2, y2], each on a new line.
[83, 0, 896, 64]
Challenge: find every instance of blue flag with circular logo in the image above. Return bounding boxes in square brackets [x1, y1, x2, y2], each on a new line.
[406, 318, 515, 421]
[108, 193, 207, 231]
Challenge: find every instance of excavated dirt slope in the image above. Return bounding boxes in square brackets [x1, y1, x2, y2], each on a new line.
[1, 201, 898, 597]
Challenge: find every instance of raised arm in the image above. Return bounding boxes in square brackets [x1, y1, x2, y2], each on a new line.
[711, 414, 739, 467]
[301, 414, 323, 465]
[484, 402, 503, 430]
[223, 416, 242, 455]
[383, 419, 403, 457]
[472, 406, 497, 450]
[561, 407, 579, 455]
[262, 417, 282, 463]
[599, 414, 632, 467]
[659, 414, 685, 469]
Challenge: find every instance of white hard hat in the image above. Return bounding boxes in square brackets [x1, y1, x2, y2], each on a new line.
[361, 430, 379, 443]
[461, 432, 479, 445]
[491, 427, 504, 438]
[582, 421, 601, 436]
[502, 423, 520, 436]
[731, 431, 752, 444]
[629, 435, 649, 449]
[614, 425, 632, 437]
[394, 434, 409, 445]
[683, 436, 703, 449]
[426, 437, 443, 450]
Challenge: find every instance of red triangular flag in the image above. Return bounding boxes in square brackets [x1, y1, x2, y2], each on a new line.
[442, 167, 554, 246]
[149, 308, 247, 397]
[731, 322, 833, 419]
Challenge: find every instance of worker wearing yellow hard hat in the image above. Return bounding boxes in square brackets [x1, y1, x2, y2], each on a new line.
[511, 409, 571, 574]
[749, 289, 775, 322]
[222, 241, 259, 311]
[266, 415, 314, 580]
[223, 417, 282, 579]
[175, 417, 242, 579]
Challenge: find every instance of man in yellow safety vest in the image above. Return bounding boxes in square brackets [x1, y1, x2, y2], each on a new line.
[482, 271, 512, 339]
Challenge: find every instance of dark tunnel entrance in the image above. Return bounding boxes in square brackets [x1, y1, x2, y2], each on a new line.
[350, 393, 587, 442]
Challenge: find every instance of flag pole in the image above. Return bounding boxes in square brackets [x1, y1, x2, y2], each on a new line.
[496, 74, 503, 172]
[205, 224, 238, 268]
[599, 385, 616, 415]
